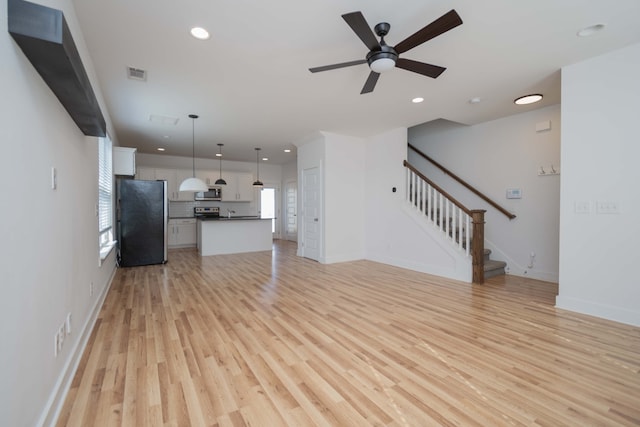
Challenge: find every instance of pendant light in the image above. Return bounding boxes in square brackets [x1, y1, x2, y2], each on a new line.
[179, 114, 208, 192]
[215, 143, 227, 185]
[252, 147, 263, 187]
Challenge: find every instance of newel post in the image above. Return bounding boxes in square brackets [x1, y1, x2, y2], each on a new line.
[471, 210, 486, 284]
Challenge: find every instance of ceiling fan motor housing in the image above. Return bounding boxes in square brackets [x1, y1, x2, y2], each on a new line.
[367, 44, 398, 71]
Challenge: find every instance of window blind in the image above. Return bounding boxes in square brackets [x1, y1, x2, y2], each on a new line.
[98, 135, 113, 244]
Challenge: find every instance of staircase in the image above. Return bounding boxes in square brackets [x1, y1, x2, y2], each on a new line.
[404, 160, 507, 283]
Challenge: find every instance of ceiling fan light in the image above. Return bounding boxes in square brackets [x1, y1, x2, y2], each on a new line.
[370, 57, 395, 73]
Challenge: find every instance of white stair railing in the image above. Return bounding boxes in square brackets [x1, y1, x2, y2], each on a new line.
[405, 162, 471, 256]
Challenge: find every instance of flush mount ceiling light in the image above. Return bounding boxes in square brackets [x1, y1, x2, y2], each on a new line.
[190, 27, 210, 40]
[577, 23, 606, 37]
[412, 97, 424, 103]
[253, 148, 264, 188]
[514, 94, 543, 105]
[215, 143, 227, 185]
[178, 114, 208, 192]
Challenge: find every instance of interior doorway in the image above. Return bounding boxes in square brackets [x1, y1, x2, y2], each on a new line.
[260, 185, 280, 238]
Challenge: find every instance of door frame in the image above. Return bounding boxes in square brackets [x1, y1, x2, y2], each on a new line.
[259, 182, 281, 239]
[300, 166, 322, 261]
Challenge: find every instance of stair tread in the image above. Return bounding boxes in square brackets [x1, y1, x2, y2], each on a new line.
[484, 259, 507, 271]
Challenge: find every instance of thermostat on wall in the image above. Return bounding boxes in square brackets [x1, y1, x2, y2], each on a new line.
[506, 188, 522, 199]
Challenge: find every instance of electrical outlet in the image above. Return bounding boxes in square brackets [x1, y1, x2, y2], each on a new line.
[54, 323, 65, 357]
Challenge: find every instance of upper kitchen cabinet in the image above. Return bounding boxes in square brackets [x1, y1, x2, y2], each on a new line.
[113, 147, 136, 176]
[222, 172, 254, 202]
[155, 169, 195, 201]
[196, 170, 219, 187]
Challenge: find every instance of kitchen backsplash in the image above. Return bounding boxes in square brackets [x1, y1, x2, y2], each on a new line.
[169, 200, 258, 218]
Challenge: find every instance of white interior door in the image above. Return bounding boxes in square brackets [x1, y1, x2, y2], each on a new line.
[285, 180, 297, 242]
[302, 167, 320, 261]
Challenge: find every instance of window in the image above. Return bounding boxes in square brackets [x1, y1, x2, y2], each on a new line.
[98, 134, 114, 262]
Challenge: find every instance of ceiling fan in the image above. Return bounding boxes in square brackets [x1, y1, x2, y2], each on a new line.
[309, 9, 463, 94]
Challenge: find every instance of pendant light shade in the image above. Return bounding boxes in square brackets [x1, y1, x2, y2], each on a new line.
[179, 114, 208, 192]
[215, 143, 227, 185]
[252, 147, 263, 187]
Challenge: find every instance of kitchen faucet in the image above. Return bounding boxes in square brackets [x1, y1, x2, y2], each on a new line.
[227, 209, 235, 218]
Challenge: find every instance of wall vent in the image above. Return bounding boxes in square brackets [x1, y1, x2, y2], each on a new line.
[127, 66, 147, 81]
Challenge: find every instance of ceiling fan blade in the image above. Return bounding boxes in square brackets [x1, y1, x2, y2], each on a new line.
[309, 59, 367, 73]
[394, 9, 462, 54]
[342, 11, 380, 51]
[396, 58, 446, 78]
[360, 71, 380, 94]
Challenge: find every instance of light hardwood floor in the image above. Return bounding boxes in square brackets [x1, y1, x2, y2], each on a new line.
[57, 240, 640, 426]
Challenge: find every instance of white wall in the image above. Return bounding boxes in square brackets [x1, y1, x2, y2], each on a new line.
[323, 132, 366, 263]
[0, 1, 117, 425]
[364, 128, 472, 281]
[408, 105, 561, 282]
[295, 131, 366, 263]
[557, 42, 640, 326]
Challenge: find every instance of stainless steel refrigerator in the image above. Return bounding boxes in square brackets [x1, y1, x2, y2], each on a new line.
[116, 179, 168, 267]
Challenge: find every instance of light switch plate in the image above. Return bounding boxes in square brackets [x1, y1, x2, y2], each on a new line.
[51, 167, 57, 190]
[574, 201, 591, 213]
[596, 201, 620, 214]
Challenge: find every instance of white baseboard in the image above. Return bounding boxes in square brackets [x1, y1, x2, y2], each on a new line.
[38, 267, 116, 427]
[556, 295, 640, 327]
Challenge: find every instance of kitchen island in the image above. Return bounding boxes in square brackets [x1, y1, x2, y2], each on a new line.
[197, 217, 272, 256]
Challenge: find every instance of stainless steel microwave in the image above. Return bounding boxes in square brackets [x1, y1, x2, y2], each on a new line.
[194, 187, 222, 201]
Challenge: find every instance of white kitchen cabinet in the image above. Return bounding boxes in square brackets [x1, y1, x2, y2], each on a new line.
[197, 170, 222, 187]
[113, 147, 137, 176]
[136, 167, 155, 180]
[222, 172, 254, 202]
[154, 168, 178, 200]
[168, 218, 197, 248]
[175, 169, 197, 201]
[155, 169, 195, 201]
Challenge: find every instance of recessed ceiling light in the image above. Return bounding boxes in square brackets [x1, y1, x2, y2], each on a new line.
[284, 149, 291, 153]
[514, 94, 543, 105]
[469, 97, 481, 104]
[157, 148, 165, 152]
[215, 153, 222, 157]
[412, 97, 424, 103]
[190, 27, 210, 40]
[577, 23, 605, 37]
[262, 157, 268, 161]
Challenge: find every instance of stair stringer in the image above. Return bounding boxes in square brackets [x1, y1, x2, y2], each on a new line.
[366, 202, 472, 283]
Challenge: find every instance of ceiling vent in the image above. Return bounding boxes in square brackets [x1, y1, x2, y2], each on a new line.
[127, 66, 147, 81]
[149, 114, 179, 125]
